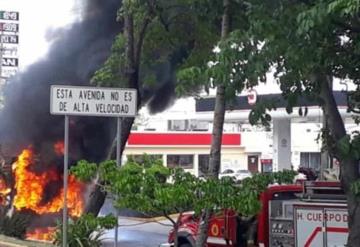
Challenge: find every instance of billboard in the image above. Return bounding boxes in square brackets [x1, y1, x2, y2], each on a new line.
[0, 46, 17, 56]
[0, 22, 18, 32]
[0, 10, 19, 78]
[1, 35, 18, 44]
[2, 57, 18, 67]
[0, 11, 19, 21]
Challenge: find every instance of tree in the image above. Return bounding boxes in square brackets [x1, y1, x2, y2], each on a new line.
[196, 1, 230, 245]
[85, 0, 216, 215]
[71, 158, 209, 247]
[181, 0, 360, 245]
[241, 1, 360, 245]
[72, 158, 199, 247]
[176, 0, 360, 244]
[176, 1, 248, 245]
[71, 158, 296, 246]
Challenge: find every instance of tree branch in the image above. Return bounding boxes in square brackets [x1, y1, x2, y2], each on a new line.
[163, 210, 177, 226]
[318, 75, 346, 141]
[135, 18, 151, 67]
[124, 14, 135, 80]
[134, 0, 156, 68]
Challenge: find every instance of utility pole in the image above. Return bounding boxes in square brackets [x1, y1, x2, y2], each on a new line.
[0, 30, 5, 108]
[0, 30, 3, 79]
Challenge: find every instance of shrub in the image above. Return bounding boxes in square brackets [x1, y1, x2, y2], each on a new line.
[0, 212, 30, 239]
[54, 214, 117, 247]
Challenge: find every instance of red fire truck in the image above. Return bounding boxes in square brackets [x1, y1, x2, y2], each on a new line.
[161, 181, 348, 247]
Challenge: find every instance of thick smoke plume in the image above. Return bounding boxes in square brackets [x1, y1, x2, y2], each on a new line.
[0, 0, 181, 166]
[0, 0, 122, 163]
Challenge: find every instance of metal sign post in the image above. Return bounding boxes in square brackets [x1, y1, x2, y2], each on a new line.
[114, 117, 122, 247]
[50, 85, 137, 247]
[63, 115, 69, 247]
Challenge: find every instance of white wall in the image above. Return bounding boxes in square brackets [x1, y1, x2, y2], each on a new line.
[123, 146, 245, 177]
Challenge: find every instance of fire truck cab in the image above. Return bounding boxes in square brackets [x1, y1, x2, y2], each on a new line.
[162, 181, 348, 247]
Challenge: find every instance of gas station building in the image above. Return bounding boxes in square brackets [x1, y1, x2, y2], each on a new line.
[123, 91, 354, 176]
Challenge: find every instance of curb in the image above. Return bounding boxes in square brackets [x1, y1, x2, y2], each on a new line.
[119, 213, 179, 222]
[0, 241, 24, 247]
[0, 235, 54, 247]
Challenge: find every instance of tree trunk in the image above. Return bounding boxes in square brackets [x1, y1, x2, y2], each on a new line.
[195, 209, 212, 247]
[173, 213, 182, 247]
[84, 5, 148, 215]
[208, 85, 226, 178]
[318, 74, 360, 246]
[344, 164, 360, 246]
[85, 117, 135, 215]
[195, 1, 230, 246]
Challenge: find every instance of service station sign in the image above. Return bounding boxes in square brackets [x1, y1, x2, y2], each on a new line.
[50, 85, 137, 117]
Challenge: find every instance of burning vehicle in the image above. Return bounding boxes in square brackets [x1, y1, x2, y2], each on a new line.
[0, 142, 86, 241]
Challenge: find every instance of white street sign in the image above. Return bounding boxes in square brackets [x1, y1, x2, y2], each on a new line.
[50, 85, 137, 117]
[295, 206, 348, 247]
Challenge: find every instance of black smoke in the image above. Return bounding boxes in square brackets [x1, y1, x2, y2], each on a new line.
[0, 0, 185, 167]
[0, 0, 122, 163]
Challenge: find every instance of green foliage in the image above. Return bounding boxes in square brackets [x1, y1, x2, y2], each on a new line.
[71, 156, 297, 221]
[111, 161, 196, 215]
[70, 157, 195, 216]
[351, 179, 360, 197]
[350, 132, 360, 159]
[174, 0, 360, 165]
[171, 0, 357, 130]
[54, 214, 117, 247]
[91, 0, 220, 102]
[0, 212, 30, 239]
[91, 34, 127, 87]
[234, 170, 297, 216]
[248, 100, 277, 127]
[195, 170, 297, 216]
[336, 135, 351, 158]
[71, 155, 297, 219]
[70, 160, 98, 182]
[127, 153, 163, 168]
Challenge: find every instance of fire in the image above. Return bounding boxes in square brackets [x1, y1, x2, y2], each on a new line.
[0, 178, 10, 205]
[12, 148, 84, 217]
[26, 227, 56, 242]
[0, 178, 10, 196]
[54, 141, 64, 156]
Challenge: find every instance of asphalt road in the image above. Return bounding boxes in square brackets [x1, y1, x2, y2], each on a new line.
[102, 220, 172, 247]
[100, 199, 173, 247]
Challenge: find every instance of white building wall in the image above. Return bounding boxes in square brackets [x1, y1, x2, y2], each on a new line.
[133, 97, 360, 174]
[291, 123, 322, 170]
[123, 146, 245, 177]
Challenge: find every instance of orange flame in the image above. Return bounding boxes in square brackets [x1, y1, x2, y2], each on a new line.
[0, 178, 10, 195]
[54, 141, 64, 156]
[26, 227, 56, 242]
[0, 178, 10, 205]
[12, 148, 84, 217]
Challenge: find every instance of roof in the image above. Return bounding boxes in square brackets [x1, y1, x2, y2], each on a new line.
[196, 91, 348, 112]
